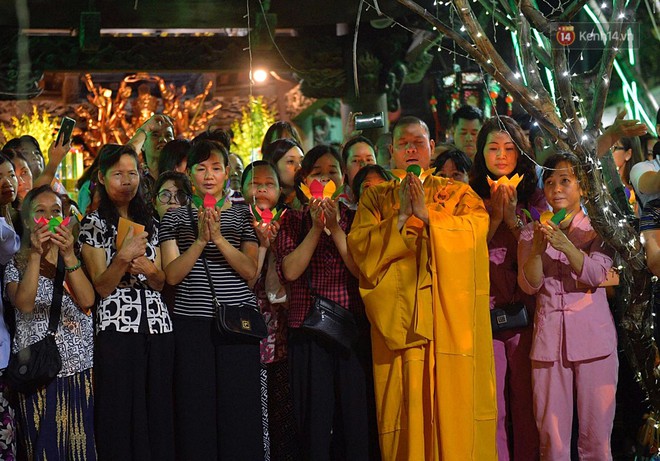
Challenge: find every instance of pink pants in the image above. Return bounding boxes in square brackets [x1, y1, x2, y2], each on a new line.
[493, 327, 539, 461]
[532, 350, 618, 461]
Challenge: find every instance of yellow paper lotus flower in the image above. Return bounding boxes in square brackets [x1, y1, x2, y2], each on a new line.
[390, 165, 437, 182]
[487, 173, 524, 190]
[299, 179, 338, 200]
[540, 208, 573, 226]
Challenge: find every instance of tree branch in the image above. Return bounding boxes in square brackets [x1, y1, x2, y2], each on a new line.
[519, 0, 555, 37]
[552, 46, 583, 140]
[588, 0, 641, 131]
[519, 17, 554, 102]
[558, 0, 591, 21]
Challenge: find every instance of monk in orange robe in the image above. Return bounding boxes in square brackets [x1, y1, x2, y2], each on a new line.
[347, 116, 497, 460]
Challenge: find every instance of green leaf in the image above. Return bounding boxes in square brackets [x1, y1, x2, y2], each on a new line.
[251, 204, 263, 222]
[331, 184, 345, 200]
[551, 208, 567, 225]
[191, 196, 203, 208]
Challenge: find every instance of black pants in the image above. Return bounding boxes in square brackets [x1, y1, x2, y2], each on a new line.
[174, 315, 263, 461]
[95, 330, 175, 461]
[288, 327, 379, 461]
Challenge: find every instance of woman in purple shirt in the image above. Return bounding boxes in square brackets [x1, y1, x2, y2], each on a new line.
[469, 116, 544, 461]
[518, 152, 617, 460]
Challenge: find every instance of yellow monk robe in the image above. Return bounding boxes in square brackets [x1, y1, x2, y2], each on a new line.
[347, 176, 497, 461]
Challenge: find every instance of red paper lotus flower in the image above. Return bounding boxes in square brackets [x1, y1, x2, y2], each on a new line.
[299, 180, 340, 200]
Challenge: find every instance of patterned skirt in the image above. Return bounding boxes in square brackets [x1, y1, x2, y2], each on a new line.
[0, 374, 17, 460]
[16, 368, 95, 460]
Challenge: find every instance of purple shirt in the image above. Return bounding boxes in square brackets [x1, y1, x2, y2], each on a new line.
[517, 211, 616, 362]
[487, 188, 546, 312]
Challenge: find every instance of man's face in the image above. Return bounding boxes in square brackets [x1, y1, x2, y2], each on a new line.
[144, 126, 175, 166]
[453, 118, 481, 159]
[19, 140, 44, 178]
[390, 123, 434, 170]
[228, 154, 244, 191]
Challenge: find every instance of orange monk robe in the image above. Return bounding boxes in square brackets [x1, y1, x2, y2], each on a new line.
[347, 176, 497, 461]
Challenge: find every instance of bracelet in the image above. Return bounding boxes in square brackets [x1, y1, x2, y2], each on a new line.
[64, 259, 82, 273]
[507, 217, 524, 232]
[135, 127, 147, 137]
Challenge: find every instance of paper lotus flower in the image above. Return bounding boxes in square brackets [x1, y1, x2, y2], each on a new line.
[391, 165, 436, 182]
[192, 193, 228, 210]
[299, 180, 343, 200]
[487, 174, 524, 190]
[34, 217, 48, 227]
[251, 205, 286, 225]
[539, 208, 573, 226]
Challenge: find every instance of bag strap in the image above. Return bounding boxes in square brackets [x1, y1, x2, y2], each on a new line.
[47, 256, 65, 334]
[186, 204, 218, 301]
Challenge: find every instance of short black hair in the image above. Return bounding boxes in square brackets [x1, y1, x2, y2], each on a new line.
[153, 171, 193, 199]
[451, 105, 484, 126]
[193, 128, 231, 151]
[352, 164, 391, 202]
[187, 139, 229, 170]
[433, 148, 472, 173]
[158, 139, 191, 174]
[341, 136, 375, 166]
[391, 116, 431, 139]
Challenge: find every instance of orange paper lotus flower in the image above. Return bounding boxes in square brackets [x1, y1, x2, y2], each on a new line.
[391, 165, 436, 182]
[299, 179, 339, 200]
[487, 173, 524, 190]
[539, 208, 573, 226]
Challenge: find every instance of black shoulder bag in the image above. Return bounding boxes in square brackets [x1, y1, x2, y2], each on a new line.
[187, 204, 267, 341]
[298, 216, 359, 351]
[6, 256, 64, 394]
[490, 302, 530, 334]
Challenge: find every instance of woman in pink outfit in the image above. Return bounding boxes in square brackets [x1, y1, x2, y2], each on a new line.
[518, 152, 617, 460]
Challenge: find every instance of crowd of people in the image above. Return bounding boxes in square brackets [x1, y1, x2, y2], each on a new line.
[0, 104, 657, 461]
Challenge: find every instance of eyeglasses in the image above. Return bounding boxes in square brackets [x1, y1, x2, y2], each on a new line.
[612, 146, 626, 151]
[157, 190, 189, 205]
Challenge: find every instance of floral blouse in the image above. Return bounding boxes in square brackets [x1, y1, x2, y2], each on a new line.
[79, 211, 172, 334]
[4, 260, 94, 378]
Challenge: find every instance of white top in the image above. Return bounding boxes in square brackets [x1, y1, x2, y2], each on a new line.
[630, 158, 660, 208]
[0, 218, 20, 369]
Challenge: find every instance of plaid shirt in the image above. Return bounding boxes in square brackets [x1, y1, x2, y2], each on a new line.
[275, 203, 364, 328]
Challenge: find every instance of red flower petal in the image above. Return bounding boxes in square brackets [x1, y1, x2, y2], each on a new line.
[309, 180, 324, 199]
[203, 193, 216, 209]
[261, 208, 273, 224]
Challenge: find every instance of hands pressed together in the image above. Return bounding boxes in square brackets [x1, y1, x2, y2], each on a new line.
[490, 184, 519, 230]
[254, 220, 281, 249]
[398, 173, 428, 225]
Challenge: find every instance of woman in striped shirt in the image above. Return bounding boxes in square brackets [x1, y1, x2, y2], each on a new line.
[160, 139, 263, 461]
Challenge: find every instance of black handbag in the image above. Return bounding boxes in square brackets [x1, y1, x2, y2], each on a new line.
[6, 257, 65, 394]
[301, 293, 359, 351]
[187, 205, 267, 341]
[490, 302, 530, 334]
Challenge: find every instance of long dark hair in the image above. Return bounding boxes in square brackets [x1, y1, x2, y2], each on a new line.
[469, 116, 538, 203]
[262, 138, 302, 167]
[261, 121, 302, 153]
[96, 144, 154, 236]
[294, 145, 342, 204]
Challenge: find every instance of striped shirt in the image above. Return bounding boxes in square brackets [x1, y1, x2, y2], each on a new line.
[159, 203, 258, 318]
